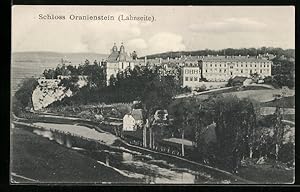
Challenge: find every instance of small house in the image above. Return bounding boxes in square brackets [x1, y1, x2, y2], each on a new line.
[123, 109, 143, 131]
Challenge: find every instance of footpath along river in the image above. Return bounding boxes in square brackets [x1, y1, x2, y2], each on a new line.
[12, 114, 253, 184]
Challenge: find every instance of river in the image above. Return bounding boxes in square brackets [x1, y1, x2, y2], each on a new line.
[20, 121, 240, 184]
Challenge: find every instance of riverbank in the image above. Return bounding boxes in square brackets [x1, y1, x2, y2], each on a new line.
[11, 127, 140, 184]
[11, 112, 294, 184]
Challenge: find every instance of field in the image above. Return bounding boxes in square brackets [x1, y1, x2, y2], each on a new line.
[11, 127, 138, 183]
[193, 88, 295, 103]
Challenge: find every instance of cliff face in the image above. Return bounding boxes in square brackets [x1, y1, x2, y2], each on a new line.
[32, 78, 87, 111]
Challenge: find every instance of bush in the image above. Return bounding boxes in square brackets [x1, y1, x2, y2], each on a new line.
[278, 142, 294, 163]
[196, 84, 206, 92]
[13, 77, 38, 114]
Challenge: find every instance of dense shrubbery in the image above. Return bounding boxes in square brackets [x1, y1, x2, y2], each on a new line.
[12, 78, 38, 115]
[168, 95, 293, 172]
[50, 65, 189, 106]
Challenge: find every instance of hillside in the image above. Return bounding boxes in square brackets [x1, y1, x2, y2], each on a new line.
[142, 47, 295, 59]
[11, 51, 107, 94]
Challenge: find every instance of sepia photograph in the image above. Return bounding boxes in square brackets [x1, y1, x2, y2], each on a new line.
[10, 5, 295, 184]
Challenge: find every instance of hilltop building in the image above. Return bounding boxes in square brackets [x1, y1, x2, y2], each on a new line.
[105, 43, 146, 85]
[182, 55, 272, 89]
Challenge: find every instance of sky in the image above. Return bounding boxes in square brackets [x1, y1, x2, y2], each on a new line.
[12, 5, 295, 56]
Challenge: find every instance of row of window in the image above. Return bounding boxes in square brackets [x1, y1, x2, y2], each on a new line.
[120, 62, 131, 69]
[184, 69, 199, 74]
[203, 68, 270, 73]
[185, 77, 199, 82]
[204, 63, 270, 68]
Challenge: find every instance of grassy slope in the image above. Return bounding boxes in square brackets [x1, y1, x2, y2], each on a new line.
[11, 127, 138, 183]
[238, 165, 294, 184]
[261, 96, 295, 108]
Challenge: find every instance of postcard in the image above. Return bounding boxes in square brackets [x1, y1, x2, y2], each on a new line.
[11, 5, 295, 184]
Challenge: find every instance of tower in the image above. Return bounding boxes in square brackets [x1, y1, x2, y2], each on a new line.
[112, 43, 118, 52]
[120, 42, 125, 53]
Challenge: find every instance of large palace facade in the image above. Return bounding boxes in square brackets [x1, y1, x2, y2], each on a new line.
[104, 43, 273, 89]
[182, 55, 272, 88]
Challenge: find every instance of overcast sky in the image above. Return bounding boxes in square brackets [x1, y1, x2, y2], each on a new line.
[12, 5, 295, 56]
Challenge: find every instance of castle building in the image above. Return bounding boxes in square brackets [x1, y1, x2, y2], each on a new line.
[182, 55, 272, 89]
[105, 43, 135, 85]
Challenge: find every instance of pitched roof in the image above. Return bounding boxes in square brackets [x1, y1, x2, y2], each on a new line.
[232, 76, 248, 83]
[131, 109, 143, 121]
[107, 51, 132, 62]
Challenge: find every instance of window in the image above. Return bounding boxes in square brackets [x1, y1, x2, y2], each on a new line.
[224, 69, 226, 72]
[230, 66, 233, 69]
[255, 65, 257, 67]
[205, 70, 208, 73]
[237, 64, 239, 67]
[267, 65, 269, 67]
[241, 64, 243, 67]
[194, 77, 198, 81]
[230, 72, 233, 75]
[219, 69, 222, 72]
[215, 64, 217, 67]
[190, 77, 193, 81]
[246, 64, 247, 67]
[250, 64, 252, 67]
[241, 70, 243, 73]
[220, 64, 221, 67]
[264, 65, 266, 68]
[206, 64, 208, 67]
[224, 64, 227, 67]
[210, 64, 212, 67]
[122, 62, 124, 69]
[185, 77, 188, 81]
[260, 69, 262, 73]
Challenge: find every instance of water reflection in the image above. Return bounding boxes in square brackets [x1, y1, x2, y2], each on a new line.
[30, 123, 218, 184]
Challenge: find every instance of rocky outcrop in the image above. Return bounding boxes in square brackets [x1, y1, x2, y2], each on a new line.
[32, 78, 87, 111]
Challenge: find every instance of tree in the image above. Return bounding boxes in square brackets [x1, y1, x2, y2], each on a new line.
[272, 107, 284, 160]
[171, 98, 200, 156]
[211, 95, 257, 173]
[131, 51, 138, 60]
[13, 77, 38, 115]
[141, 75, 173, 148]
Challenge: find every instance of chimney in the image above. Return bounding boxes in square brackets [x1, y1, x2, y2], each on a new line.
[144, 56, 147, 65]
[159, 58, 162, 64]
[167, 57, 170, 61]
